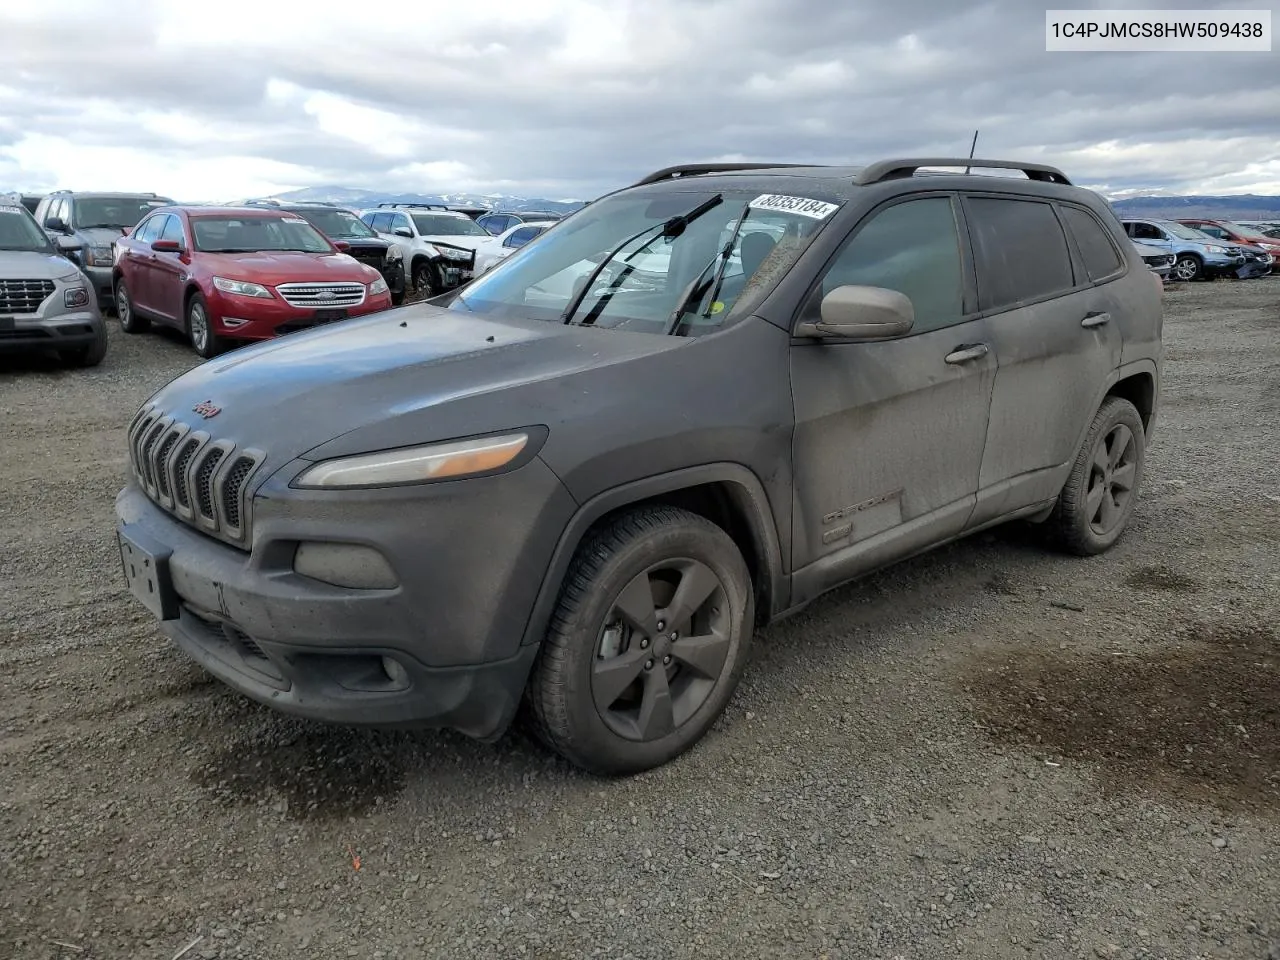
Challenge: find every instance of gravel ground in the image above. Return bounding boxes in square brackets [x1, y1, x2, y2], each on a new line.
[1, 278, 1277, 960]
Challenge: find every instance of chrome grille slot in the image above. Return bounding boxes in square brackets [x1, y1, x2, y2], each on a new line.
[125, 404, 265, 548]
[275, 282, 366, 308]
[0, 279, 55, 315]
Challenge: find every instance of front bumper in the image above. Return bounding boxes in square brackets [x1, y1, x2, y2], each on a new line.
[0, 311, 103, 353]
[113, 454, 576, 738]
[84, 264, 114, 304]
[209, 288, 394, 341]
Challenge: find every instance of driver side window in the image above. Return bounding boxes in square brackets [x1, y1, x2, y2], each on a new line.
[802, 196, 966, 335]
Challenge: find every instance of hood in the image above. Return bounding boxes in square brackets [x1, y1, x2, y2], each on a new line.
[421, 233, 488, 252]
[199, 250, 380, 283]
[1131, 240, 1171, 254]
[142, 304, 685, 474]
[0, 250, 81, 280]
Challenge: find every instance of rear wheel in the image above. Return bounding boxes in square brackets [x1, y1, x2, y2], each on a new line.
[526, 506, 754, 776]
[115, 279, 149, 333]
[186, 292, 225, 359]
[1047, 396, 1146, 556]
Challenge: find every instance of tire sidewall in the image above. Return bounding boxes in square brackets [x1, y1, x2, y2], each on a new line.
[116, 280, 142, 332]
[1174, 255, 1201, 282]
[553, 517, 753, 773]
[1064, 400, 1146, 552]
[187, 293, 217, 359]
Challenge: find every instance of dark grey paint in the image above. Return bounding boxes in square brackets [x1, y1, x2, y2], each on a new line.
[115, 163, 1163, 741]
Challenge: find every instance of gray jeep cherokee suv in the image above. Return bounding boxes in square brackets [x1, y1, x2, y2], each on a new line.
[114, 158, 1162, 775]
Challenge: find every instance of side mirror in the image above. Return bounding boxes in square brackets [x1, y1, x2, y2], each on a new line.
[393, 227, 413, 239]
[796, 285, 915, 340]
[55, 235, 84, 253]
[45, 216, 68, 233]
[333, 240, 351, 252]
[151, 239, 182, 253]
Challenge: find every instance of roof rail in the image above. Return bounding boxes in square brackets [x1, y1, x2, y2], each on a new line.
[632, 162, 817, 187]
[854, 158, 1072, 186]
[376, 202, 449, 210]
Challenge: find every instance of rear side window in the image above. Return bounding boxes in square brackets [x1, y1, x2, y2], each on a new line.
[1059, 205, 1123, 281]
[965, 197, 1074, 311]
[803, 196, 966, 334]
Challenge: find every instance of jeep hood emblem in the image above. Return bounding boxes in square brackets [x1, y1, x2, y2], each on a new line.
[192, 400, 221, 419]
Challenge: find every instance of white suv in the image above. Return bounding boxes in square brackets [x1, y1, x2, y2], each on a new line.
[358, 205, 492, 295]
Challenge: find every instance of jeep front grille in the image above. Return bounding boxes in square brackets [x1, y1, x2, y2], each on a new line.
[274, 282, 366, 308]
[0, 279, 55, 315]
[127, 405, 264, 548]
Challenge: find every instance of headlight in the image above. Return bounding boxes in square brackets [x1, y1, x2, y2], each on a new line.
[293, 432, 531, 489]
[213, 276, 273, 298]
[63, 285, 91, 308]
[385, 246, 403, 261]
[1205, 245, 1226, 254]
[369, 277, 389, 296]
[440, 247, 470, 262]
[86, 245, 113, 266]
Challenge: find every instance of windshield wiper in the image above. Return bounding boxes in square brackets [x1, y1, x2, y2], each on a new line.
[662, 205, 755, 336]
[559, 194, 723, 326]
[76, 223, 127, 230]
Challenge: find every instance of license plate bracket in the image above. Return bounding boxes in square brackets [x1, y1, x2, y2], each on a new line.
[118, 524, 180, 621]
[0, 316, 14, 332]
[312, 309, 348, 323]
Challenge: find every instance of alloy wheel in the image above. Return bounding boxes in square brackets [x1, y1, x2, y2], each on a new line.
[591, 558, 731, 742]
[1085, 423, 1137, 536]
[189, 302, 209, 352]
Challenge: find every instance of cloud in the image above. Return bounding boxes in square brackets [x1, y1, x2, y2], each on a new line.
[0, 0, 1276, 200]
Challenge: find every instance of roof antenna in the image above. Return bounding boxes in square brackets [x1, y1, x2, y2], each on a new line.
[965, 130, 979, 174]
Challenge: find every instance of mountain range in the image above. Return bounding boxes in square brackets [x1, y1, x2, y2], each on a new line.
[249, 185, 1280, 221]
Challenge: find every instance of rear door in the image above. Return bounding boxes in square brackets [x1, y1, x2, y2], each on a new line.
[120, 213, 167, 314]
[789, 193, 997, 593]
[964, 194, 1124, 527]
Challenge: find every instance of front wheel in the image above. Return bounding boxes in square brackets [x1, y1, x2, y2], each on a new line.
[412, 260, 440, 296]
[60, 322, 108, 368]
[1047, 396, 1146, 556]
[1171, 255, 1202, 282]
[186, 292, 225, 359]
[526, 506, 755, 776]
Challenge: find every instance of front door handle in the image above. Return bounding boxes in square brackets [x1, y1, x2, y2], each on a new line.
[945, 343, 989, 364]
[1082, 312, 1111, 328]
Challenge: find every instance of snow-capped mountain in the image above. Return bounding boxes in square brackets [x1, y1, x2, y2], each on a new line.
[1109, 194, 1280, 219]
[248, 185, 587, 215]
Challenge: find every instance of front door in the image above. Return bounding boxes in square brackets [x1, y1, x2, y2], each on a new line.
[963, 195, 1124, 527]
[789, 194, 997, 600]
[148, 213, 188, 322]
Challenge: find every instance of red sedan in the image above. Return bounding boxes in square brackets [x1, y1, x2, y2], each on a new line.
[1174, 218, 1280, 256]
[112, 206, 393, 357]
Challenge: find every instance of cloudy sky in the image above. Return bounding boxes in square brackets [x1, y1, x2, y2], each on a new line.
[1, 0, 1276, 201]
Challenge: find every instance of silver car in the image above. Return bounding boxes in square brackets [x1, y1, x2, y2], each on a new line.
[0, 200, 107, 366]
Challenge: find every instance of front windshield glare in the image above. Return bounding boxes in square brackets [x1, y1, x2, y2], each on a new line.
[0, 207, 53, 252]
[447, 190, 838, 336]
[192, 216, 333, 253]
[302, 209, 376, 239]
[412, 214, 489, 237]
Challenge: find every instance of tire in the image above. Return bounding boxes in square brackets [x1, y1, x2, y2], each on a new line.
[412, 259, 440, 296]
[186, 292, 225, 359]
[115, 278, 149, 333]
[1171, 254, 1202, 282]
[1047, 396, 1146, 556]
[526, 505, 755, 776]
[59, 322, 108, 368]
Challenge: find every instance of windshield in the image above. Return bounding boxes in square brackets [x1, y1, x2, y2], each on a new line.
[1220, 221, 1270, 240]
[292, 208, 377, 239]
[411, 214, 489, 237]
[191, 215, 333, 254]
[72, 196, 170, 229]
[1162, 221, 1218, 241]
[446, 188, 839, 336]
[0, 205, 53, 253]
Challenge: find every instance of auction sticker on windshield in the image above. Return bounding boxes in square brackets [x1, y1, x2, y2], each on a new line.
[748, 195, 840, 219]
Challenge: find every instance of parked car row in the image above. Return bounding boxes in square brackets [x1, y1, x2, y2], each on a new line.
[1123, 217, 1277, 282]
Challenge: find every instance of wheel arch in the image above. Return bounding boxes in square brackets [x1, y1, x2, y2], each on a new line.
[518, 464, 788, 650]
[1063, 360, 1159, 476]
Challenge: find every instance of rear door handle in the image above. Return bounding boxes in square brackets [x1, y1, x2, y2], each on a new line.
[944, 343, 989, 364]
[1082, 312, 1111, 328]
